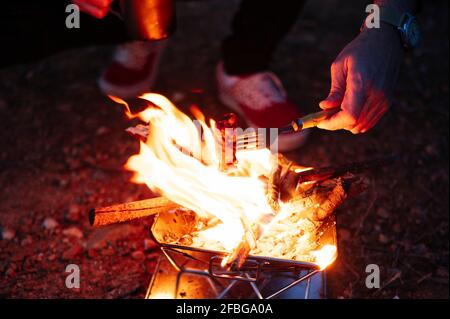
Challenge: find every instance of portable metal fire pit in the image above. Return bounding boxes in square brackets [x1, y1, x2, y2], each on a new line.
[89, 177, 344, 299]
[146, 247, 329, 299]
[145, 209, 337, 299]
[89, 160, 384, 299]
[88, 158, 390, 298]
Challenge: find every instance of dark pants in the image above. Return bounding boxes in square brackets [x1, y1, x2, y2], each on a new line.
[222, 0, 305, 75]
[0, 0, 305, 75]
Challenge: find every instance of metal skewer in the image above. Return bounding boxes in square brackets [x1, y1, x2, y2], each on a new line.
[234, 108, 339, 151]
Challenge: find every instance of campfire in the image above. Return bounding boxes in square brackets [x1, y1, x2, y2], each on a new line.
[89, 93, 372, 298]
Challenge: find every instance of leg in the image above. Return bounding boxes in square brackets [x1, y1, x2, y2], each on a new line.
[222, 0, 306, 75]
[217, 0, 310, 151]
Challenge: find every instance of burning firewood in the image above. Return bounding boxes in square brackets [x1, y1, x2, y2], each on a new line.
[285, 178, 348, 222]
[294, 155, 398, 184]
[157, 175, 365, 265]
[266, 162, 282, 212]
[89, 197, 180, 227]
[253, 176, 353, 263]
[221, 155, 298, 268]
[89, 160, 369, 267]
[221, 231, 254, 269]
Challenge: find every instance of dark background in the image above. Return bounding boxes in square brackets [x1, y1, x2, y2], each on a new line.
[0, 0, 448, 298]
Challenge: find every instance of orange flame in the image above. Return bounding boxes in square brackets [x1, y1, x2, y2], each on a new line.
[311, 245, 337, 270]
[113, 93, 337, 268]
[120, 93, 277, 256]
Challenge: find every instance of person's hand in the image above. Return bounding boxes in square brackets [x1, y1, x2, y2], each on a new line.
[317, 25, 404, 134]
[72, 0, 113, 19]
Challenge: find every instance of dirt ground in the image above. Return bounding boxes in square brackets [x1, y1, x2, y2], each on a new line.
[0, 0, 448, 299]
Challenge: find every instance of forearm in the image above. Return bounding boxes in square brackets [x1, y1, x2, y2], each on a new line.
[374, 0, 419, 13]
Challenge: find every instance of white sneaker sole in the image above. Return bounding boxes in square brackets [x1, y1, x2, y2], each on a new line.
[218, 91, 310, 152]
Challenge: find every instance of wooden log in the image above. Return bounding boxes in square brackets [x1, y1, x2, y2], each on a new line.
[89, 197, 181, 227]
[295, 155, 398, 184]
[285, 177, 357, 222]
[223, 176, 360, 269]
[267, 161, 282, 212]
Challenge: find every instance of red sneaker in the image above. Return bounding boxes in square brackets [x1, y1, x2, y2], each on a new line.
[216, 63, 309, 152]
[99, 40, 166, 99]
